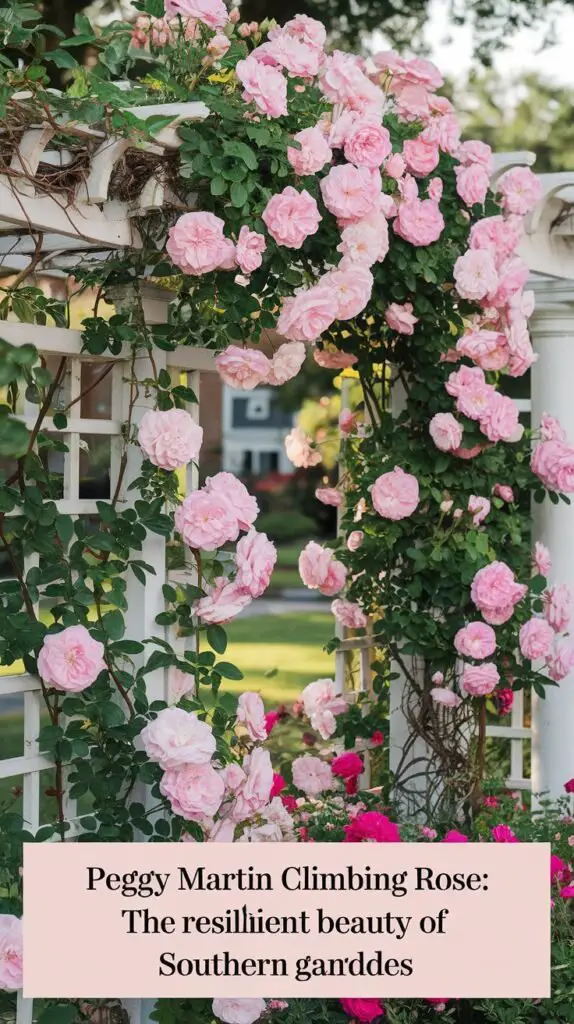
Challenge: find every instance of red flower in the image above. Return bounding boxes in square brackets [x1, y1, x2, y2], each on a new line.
[441, 830, 468, 843]
[270, 773, 286, 798]
[564, 778, 574, 794]
[265, 711, 280, 735]
[344, 811, 401, 843]
[371, 730, 384, 746]
[331, 752, 363, 779]
[340, 999, 384, 1021]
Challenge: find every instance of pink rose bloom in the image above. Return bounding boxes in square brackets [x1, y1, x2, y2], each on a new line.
[469, 214, 524, 264]
[519, 617, 555, 660]
[314, 347, 358, 369]
[468, 494, 491, 525]
[453, 445, 484, 460]
[205, 472, 259, 531]
[454, 163, 490, 206]
[403, 137, 439, 177]
[493, 484, 514, 503]
[340, 1000, 384, 1022]
[456, 382, 496, 421]
[0, 915, 22, 991]
[276, 13, 326, 48]
[432, 671, 444, 684]
[215, 345, 271, 390]
[547, 639, 574, 682]
[319, 49, 364, 104]
[344, 121, 392, 168]
[544, 584, 572, 633]
[497, 166, 542, 215]
[235, 530, 277, 598]
[212, 999, 266, 1024]
[347, 530, 364, 551]
[534, 541, 552, 577]
[277, 285, 335, 342]
[37, 624, 105, 693]
[320, 164, 381, 222]
[331, 751, 363, 781]
[331, 598, 368, 629]
[454, 249, 499, 301]
[160, 762, 225, 821]
[164, 0, 227, 27]
[284, 426, 322, 468]
[299, 541, 347, 597]
[268, 341, 306, 386]
[344, 811, 401, 843]
[431, 688, 462, 708]
[237, 692, 267, 742]
[532, 438, 574, 493]
[394, 198, 444, 245]
[206, 32, 230, 57]
[371, 466, 419, 520]
[196, 578, 252, 624]
[167, 211, 233, 276]
[398, 173, 418, 202]
[385, 152, 406, 179]
[442, 830, 469, 842]
[429, 412, 463, 452]
[138, 408, 203, 471]
[262, 187, 321, 249]
[235, 57, 287, 118]
[489, 256, 530, 308]
[428, 177, 443, 202]
[315, 487, 343, 507]
[169, 667, 195, 705]
[471, 561, 527, 625]
[540, 413, 565, 442]
[458, 139, 492, 169]
[301, 677, 347, 739]
[338, 216, 389, 267]
[288, 126, 332, 176]
[385, 301, 418, 335]
[235, 226, 266, 275]
[140, 707, 215, 770]
[292, 755, 333, 795]
[322, 263, 373, 320]
[462, 662, 500, 697]
[454, 622, 497, 660]
[422, 113, 461, 154]
[491, 824, 518, 843]
[175, 490, 239, 549]
[479, 392, 521, 443]
[507, 326, 537, 378]
[262, 35, 321, 78]
[339, 409, 356, 434]
[446, 364, 486, 398]
[229, 747, 274, 821]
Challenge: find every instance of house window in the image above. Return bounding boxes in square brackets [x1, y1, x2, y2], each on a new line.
[245, 394, 270, 421]
[242, 450, 253, 473]
[259, 451, 279, 473]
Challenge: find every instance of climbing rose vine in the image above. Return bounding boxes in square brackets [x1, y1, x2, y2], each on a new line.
[0, 3, 573, 1024]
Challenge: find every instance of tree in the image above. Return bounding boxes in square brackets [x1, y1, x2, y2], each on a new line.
[455, 70, 574, 173]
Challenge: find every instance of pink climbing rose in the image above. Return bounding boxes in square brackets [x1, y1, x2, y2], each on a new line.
[543, 584, 572, 633]
[0, 915, 23, 991]
[237, 692, 267, 742]
[534, 542, 552, 577]
[292, 755, 333, 795]
[287, 126, 332, 176]
[340, 1000, 384, 1022]
[393, 198, 444, 246]
[496, 166, 542, 216]
[262, 187, 321, 249]
[299, 541, 347, 596]
[343, 120, 392, 168]
[370, 466, 419, 520]
[331, 598, 368, 629]
[138, 408, 203, 470]
[167, 211, 234, 275]
[277, 285, 335, 342]
[268, 342, 306, 386]
[453, 249, 499, 301]
[285, 426, 322, 468]
[385, 301, 418, 335]
[235, 530, 277, 598]
[160, 762, 225, 821]
[235, 227, 266, 274]
[165, 0, 228, 27]
[519, 618, 555, 660]
[461, 662, 500, 697]
[454, 622, 496, 660]
[140, 707, 215, 770]
[196, 578, 252, 624]
[204, 472, 259, 531]
[235, 57, 288, 118]
[37, 624, 105, 693]
[215, 346, 271, 390]
[429, 412, 463, 452]
[470, 561, 527, 625]
[320, 164, 381, 222]
[300, 678, 347, 739]
[175, 490, 240, 549]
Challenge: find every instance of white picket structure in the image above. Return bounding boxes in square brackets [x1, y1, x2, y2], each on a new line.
[0, 304, 215, 1024]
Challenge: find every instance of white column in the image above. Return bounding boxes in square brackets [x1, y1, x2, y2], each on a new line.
[530, 304, 574, 798]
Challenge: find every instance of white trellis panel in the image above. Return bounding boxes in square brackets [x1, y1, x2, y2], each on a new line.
[0, 294, 216, 1024]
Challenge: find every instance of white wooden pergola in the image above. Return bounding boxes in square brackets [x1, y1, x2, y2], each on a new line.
[0, 113, 573, 1020]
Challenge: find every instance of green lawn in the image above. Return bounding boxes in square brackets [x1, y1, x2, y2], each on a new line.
[0, 611, 334, 817]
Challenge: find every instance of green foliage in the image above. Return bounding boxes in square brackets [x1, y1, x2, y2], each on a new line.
[258, 511, 318, 543]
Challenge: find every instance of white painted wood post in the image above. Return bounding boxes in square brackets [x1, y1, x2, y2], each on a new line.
[530, 297, 574, 799]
